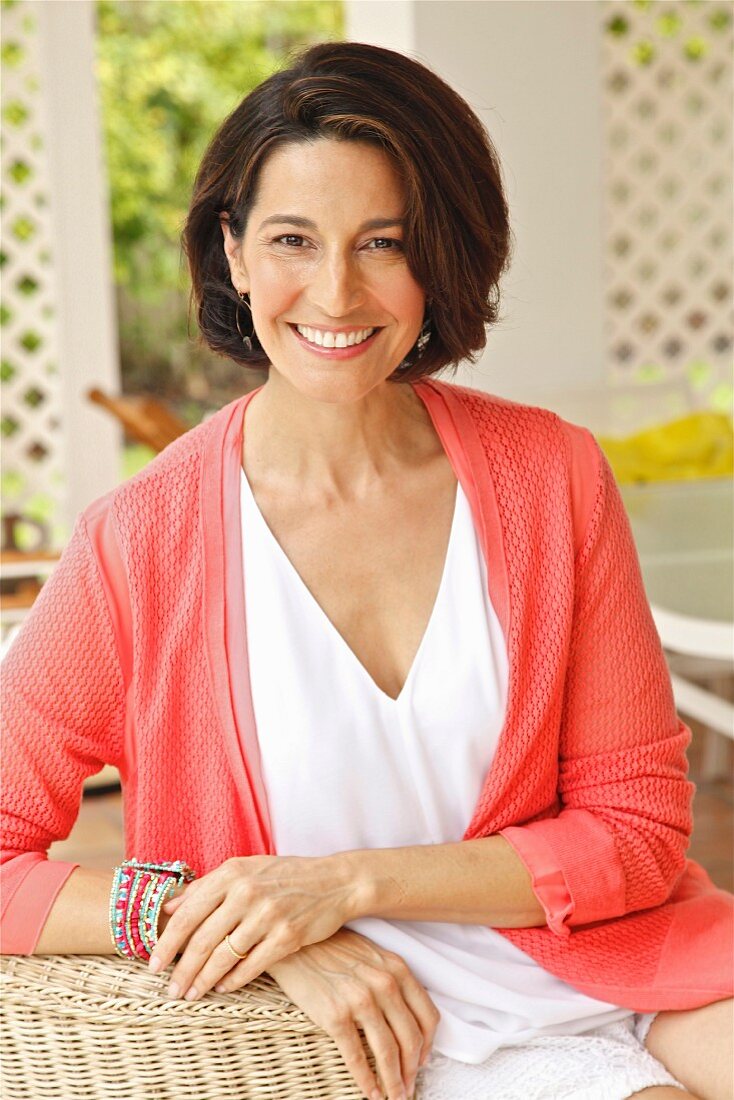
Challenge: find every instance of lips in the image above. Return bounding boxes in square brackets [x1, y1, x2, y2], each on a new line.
[288, 323, 383, 359]
[294, 321, 376, 347]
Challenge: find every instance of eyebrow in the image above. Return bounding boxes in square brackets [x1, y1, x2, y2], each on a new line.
[258, 215, 407, 232]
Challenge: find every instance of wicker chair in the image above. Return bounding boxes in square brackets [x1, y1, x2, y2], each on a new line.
[0, 952, 385, 1099]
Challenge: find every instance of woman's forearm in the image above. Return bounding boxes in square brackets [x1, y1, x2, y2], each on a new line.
[31, 866, 116, 954]
[338, 835, 547, 928]
[32, 865, 175, 955]
[29, 835, 545, 954]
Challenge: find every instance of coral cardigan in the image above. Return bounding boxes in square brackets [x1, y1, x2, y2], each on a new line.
[2, 378, 732, 1010]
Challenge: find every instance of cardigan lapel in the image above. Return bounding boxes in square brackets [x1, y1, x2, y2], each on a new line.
[414, 379, 510, 644]
[202, 378, 514, 854]
[201, 385, 273, 855]
[413, 379, 516, 839]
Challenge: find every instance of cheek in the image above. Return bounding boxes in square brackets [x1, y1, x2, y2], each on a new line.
[392, 287, 427, 326]
[256, 273, 301, 322]
[380, 269, 425, 315]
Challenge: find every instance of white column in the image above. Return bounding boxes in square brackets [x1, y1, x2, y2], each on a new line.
[37, 0, 121, 526]
[415, 1, 605, 399]
[345, 1, 415, 54]
[344, 0, 606, 403]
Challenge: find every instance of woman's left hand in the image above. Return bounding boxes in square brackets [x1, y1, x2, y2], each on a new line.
[148, 854, 360, 1001]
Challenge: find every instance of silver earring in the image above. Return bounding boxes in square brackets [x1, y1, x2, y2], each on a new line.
[415, 313, 432, 355]
[236, 291, 256, 353]
[397, 312, 432, 372]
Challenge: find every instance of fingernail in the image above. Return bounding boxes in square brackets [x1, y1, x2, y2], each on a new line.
[167, 982, 179, 999]
[370, 1091, 382, 1100]
[148, 956, 162, 974]
[184, 986, 199, 1001]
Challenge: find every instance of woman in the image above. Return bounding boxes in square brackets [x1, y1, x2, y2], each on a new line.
[2, 40, 732, 1100]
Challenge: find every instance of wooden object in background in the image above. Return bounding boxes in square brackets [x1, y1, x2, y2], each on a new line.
[87, 387, 188, 454]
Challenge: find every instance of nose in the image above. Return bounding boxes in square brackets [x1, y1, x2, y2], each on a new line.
[306, 249, 366, 319]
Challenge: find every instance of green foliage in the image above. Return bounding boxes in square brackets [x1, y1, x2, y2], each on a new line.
[96, 0, 342, 293]
[94, 0, 343, 407]
[605, 0, 730, 65]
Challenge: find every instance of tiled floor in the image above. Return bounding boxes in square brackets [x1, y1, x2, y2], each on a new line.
[50, 718, 733, 892]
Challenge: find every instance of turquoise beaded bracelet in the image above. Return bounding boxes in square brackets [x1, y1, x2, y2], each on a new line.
[110, 858, 197, 960]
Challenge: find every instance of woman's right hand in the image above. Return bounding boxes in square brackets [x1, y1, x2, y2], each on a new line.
[266, 927, 440, 1100]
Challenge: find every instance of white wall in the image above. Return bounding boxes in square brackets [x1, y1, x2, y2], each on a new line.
[346, 1, 606, 407]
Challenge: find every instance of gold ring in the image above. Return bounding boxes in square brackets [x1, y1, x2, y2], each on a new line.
[224, 933, 249, 960]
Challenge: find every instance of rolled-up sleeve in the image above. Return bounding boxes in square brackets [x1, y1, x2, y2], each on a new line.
[1, 512, 125, 954]
[500, 426, 694, 935]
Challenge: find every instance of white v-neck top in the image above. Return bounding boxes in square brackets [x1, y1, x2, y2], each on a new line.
[239, 468, 633, 1063]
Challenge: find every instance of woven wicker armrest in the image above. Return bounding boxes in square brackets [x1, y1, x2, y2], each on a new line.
[0, 952, 382, 1099]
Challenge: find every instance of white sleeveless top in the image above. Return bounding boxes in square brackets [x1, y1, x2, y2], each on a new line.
[239, 468, 633, 1063]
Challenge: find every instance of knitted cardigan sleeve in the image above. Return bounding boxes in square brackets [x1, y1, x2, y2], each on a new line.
[0, 512, 125, 954]
[500, 429, 695, 937]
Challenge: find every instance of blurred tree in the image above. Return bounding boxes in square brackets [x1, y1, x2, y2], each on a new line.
[94, 0, 343, 424]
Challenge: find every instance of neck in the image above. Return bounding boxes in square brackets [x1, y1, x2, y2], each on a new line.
[242, 373, 435, 501]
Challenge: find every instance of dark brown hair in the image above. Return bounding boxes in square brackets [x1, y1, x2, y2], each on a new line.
[182, 40, 514, 383]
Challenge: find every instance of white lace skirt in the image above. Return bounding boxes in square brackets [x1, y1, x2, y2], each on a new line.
[415, 1012, 687, 1099]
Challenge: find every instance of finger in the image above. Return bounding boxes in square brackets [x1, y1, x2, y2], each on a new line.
[327, 1017, 383, 1100]
[393, 968, 441, 1068]
[170, 907, 298, 1002]
[179, 927, 262, 1002]
[161, 894, 185, 914]
[213, 952, 251, 993]
[205, 926, 295, 992]
[373, 977, 424, 1096]
[148, 895, 191, 970]
[161, 910, 242, 998]
[378, 952, 440, 1067]
[151, 887, 222, 976]
[354, 1007, 405, 1100]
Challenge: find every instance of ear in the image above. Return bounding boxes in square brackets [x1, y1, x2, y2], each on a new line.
[219, 214, 249, 294]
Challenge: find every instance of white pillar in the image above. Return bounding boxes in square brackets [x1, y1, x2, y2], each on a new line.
[37, 0, 121, 527]
[344, 0, 606, 403]
[346, 1, 415, 54]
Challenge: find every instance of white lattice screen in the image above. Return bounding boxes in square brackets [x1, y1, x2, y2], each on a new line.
[1, 0, 67, 550]
[601, 0, 733, 417]
[1, 0, 731, 562]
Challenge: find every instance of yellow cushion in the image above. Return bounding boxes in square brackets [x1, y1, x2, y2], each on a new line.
[598, 412, 734, 484]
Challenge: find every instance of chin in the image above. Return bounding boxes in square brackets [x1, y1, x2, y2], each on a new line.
[271, 363, 398, 405]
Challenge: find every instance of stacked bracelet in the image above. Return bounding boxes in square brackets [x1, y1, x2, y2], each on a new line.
[110, 858, 197, 961]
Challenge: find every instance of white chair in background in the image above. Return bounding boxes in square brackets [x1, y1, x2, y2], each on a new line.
[513, 382, 733, 779]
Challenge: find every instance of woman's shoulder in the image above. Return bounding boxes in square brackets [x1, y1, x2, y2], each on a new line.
[428, 378, 605, 557]
[81, 398, 239, 528]
[428, 377, 601, 466]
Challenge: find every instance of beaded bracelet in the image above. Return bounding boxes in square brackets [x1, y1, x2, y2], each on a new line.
[110, 858, 197, 961]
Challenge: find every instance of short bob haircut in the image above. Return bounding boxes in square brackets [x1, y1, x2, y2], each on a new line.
[182, 40, 514, 384]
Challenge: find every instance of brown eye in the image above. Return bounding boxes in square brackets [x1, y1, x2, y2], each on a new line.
[368, 238, 403, 250]
[273, 235, 306, 247]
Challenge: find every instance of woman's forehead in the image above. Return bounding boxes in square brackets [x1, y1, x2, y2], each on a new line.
[250, 138, 406, 219]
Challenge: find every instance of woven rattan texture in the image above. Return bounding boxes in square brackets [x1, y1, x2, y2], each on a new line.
[0, 953, 379, 1099]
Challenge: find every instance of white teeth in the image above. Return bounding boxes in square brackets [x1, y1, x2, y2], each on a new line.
[295, 324, 376, 348]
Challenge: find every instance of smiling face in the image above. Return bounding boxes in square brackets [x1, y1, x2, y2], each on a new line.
[221, 137, 427, 403]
